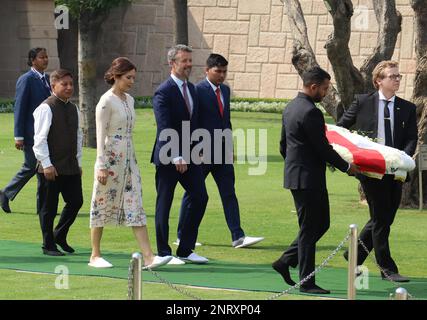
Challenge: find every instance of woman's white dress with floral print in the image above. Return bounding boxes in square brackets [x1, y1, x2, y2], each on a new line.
[90, 89, 147, 227]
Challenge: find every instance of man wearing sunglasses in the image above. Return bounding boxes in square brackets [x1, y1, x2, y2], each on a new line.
[337, 60, 417, 282]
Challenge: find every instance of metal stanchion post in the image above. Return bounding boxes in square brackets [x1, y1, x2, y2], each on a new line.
[419, 153, 424, 210]
[132, 252, 142, 300]
[347, 224, 358, 300]
[395, 287, 408, 300]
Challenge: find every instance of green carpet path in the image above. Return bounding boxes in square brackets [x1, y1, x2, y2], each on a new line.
[1, 240, 425, 300]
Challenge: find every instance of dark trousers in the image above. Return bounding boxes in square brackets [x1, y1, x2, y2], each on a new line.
[155, 164, 208, 257]
[3, 145, 44, 213]
[37, 173, 83, 251]
[278, 188, 330, 286]
[178, 163, 244, 242]
[357, 175, 402, 273]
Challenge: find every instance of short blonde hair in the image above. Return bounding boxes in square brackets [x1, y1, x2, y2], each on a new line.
[372, 60, 399, 89]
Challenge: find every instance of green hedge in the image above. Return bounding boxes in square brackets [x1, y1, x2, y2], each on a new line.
[0, 96, 294, 114]
[134, 96, 153, 109]
[0, 99, 14, 113]
[231, 97, 290, 103]
[135, 96, 290, 114]
[0, 97, 154, 113]
[134, 96, 325, 114]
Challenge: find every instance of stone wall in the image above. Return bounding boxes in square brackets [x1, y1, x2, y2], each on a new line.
[0, 0, 417, 100]
[96, 0, 173, 97]
[0, 0, 59, 98]
[187, 0, 416, 99]
[97, 0, 415, 100]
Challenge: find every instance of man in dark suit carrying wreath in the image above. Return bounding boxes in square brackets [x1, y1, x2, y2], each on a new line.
[338, 60, 417, 283]
[273, 67, 359, 294]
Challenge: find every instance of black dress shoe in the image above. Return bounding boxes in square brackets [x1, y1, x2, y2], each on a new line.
[343, 251, 348, 261]
[300, 284, 330, 294]
[42, 248, 65, 256]
[0, 190, 11, 213]
[55, 241, 75, 253]
[381, 272, 410, 282]
[272, 260, 296, 286]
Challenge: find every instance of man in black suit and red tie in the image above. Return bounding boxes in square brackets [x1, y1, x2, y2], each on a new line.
[337, 61, 418, 283]
[273, 67, 359, 294]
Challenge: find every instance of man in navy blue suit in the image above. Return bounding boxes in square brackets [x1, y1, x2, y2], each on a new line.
[0, 48, 51, 214]
[151, 44, 209, 264]
[175, 54, 264, 249]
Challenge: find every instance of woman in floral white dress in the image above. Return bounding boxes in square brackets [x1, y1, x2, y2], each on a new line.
[88, 57, 171, 268]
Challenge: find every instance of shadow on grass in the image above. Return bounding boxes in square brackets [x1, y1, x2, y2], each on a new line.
[267, 155, 284, 163]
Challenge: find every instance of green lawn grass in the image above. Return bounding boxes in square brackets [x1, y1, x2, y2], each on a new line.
[0, 110, 426, 300]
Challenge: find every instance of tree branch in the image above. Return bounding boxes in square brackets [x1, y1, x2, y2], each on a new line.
[411, 1, 427, 144]
[173, 0, 188, 45]
[324, 0, 364, 119]
[282, 0, 342, 120]
[282, 0, 316, 71]
[401, 1, 427, 207]
[359, 0, 402, 93]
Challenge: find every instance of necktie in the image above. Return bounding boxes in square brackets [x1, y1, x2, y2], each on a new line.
[41, 76, 51, 93]
[182, 82, 192, 117]
[215, 87, 224, 117]
[383, 100, 393, 147]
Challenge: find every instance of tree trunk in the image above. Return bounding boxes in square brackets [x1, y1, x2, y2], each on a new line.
[359, 1, 402, 93]
[173, 0, 188, 45]
[401, 0, 427, 208]
[78, 12, 106, 148]
[283, 0, 401, 121]
[323, 0, 364, 120]
[283, 0, 402, 202]
[323, 0, 401, 120]
[57, 17, 78, 94]
[282, 0, 341, 120]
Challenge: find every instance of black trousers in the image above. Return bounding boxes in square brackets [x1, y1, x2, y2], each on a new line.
[37, 173, 83, 251]
[3, 145, 44, 213]
[278, 188, 330, 286]
[178, 163, 244, 242]
[155, 164, 208, 257]
[357, 175, 402, 273]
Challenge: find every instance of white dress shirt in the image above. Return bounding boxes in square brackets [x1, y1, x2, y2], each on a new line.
[33, 94, 83, 169]
[206, 77, 224, 105]
[32, 67, 51, 93]
[32, 67, 46, 81]
[170, 73, 194, 164]
[170, 73, 194, 114]
[377, 90, 395, 146]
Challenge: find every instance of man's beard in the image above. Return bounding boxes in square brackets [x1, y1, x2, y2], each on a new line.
[313, 93, 323, 103]
[184, 68, 192, 78]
